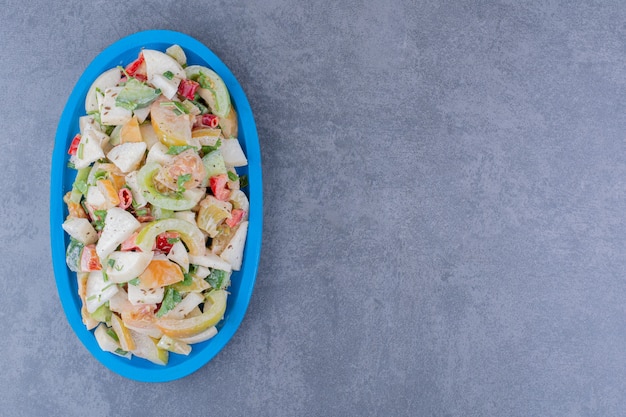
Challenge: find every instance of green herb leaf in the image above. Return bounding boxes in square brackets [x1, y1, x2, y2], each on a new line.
[181, 272, 193, 286]
[107, 259, 116, 268]
[166, 145, 196, 155]
[201, 138, 222, 154]
[227, 171, 238, 182]
[190, 99, 209, 114]
[128, 277, 140, 286]
[239, 175, 249, 188]
[163, 70, 174, 80]
[160, 101, 189, 115]
[205, 269, 229, 290]
[106, 327, 120, 342]
[156, 288, 182, 318]
[114, 348, 128, 355]
[166, 237, 181, 244]
[93, 210, 107, 231]
[177, 173, 192, 194]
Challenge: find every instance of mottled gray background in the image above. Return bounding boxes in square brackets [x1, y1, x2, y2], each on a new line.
[1, 1, 625, 416]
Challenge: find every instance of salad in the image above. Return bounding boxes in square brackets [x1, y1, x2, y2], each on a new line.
[61, 45, 249, 365]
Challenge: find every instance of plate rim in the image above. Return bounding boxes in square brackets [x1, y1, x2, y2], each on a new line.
[50, 29, 262, 382]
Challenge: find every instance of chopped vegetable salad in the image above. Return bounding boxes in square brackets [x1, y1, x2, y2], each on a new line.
[62, 45, 249, 365]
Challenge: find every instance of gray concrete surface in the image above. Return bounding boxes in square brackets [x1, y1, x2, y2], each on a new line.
[1, 1, 626, 416]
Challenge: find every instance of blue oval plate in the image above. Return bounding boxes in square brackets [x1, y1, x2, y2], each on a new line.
[50, 30, 262, 382]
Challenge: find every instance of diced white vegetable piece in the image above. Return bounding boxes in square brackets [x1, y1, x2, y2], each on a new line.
[105, 250, 153, 283]
[146, 142, 174, 165]
[86, 270, 119, 313]
[85, 67, 122, 113]
[167, 240, 189, 273]
[151, 73, 180, 99]
[107, 142, 147, 173]
[220, 138, 248, 167]
[86, 185, 108, 210]
[71, 129, 107, 169]
[79, 115, 102, 135]
[220, 221, 248, 271]
[94, 323, 132, 358]
[178, 326, 218, 344]
[99, 87, 133, 126]
[192, 265, 211, 279]
[166, 44, 187, 66]
[108, 288, 134, 314]
[188, 252, 232, 272]
[139, 123, 159, 149]
[96, 207, 141, 260]
[124, 170, 147, 208]
[129, 329, 168, 365]
[133, 105, 151, 124]
[62, 218, 98, 245]
[127, 283, 165, 306]
[182, 188, 206, 207]
[143, 49, 186, 83]
[173, 210, 195, 224]
[162, 292, 204, 320]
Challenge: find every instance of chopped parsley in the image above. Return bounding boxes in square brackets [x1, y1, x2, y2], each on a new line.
[227, 171, 239, 182]
[239, 175, 249, 188]
[167, 145, 196, 155]
[205, 269, 229, 290]
[181, 272, 193, 286]
[160, 101, 189, 116]
[177, 173, 192, 194]
[128, 277, 140, 286]
[93, 210, 107, 231]
[156, 288, 182, 318]
[201, 139, 222, 154]
[190, 99, 208, 114]
[106, 328, 120, 342]
[163, 70, 174, 80]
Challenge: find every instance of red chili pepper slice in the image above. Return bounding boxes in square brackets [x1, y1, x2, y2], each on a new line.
[155, 232, 181, 254]
[201, 114, 219, 128]
[126, 53, 145, 77]
[67, 134, 81, 155]
[178, 79, 200, 100]
[118, 187, 133, 209]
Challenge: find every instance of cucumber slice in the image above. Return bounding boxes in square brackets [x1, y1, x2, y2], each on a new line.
[185, 65, 231, 118]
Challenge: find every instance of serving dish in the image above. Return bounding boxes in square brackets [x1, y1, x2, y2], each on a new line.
[50, 30, 262, 382]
